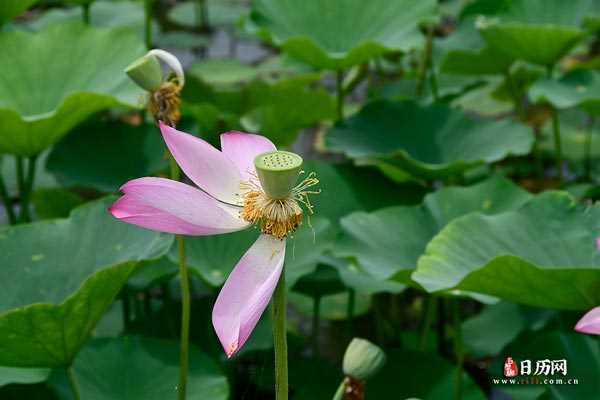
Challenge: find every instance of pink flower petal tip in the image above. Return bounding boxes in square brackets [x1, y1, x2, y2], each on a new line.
[212, 234, 286, 358]
[575, 306, 600, 335]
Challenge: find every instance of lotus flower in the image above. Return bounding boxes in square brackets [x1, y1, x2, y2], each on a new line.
[109, 122, 317, 357]
[574, 306, 600, 335]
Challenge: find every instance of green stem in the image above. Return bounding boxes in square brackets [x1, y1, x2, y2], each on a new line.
[346, 288, 355, 339]
[420, 296, 437, 351]
[584, 116, 595, 181]
[505, 69, 524, 120]
[169, 150, 190, 400]
[551, 108, 563, 184]
[437, 298, 447, 357]
[452, 301, 464, 400]
[15, 156, 24, 205]
[336, 69, 345, 121]
[19, 155, 37, 223]
[67, 366, 81, 400]
[272, 269, 288, 400]
[312, 295, 321, 357]
[332, 379, 346, 400]
[144, 0, 153, 49]
[177, 234, 190, 400]
[547, 65, 563, 184]
[0, 171, 16, 224]
[82, 3, 90, 24]
[195, 0, 209, 30]
[417, 25, 435, 98]
[121, 287, 131, 331]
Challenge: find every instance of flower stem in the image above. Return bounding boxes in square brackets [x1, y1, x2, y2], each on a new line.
[144, 0, 153, 49]
[272, 269, 288, 400]
[452, 300, 464, 400]
[82, 3, 90, 25]
[346, 288, 355, 339]
[67, 366, 81, 400]
[420, 295, 437, 351]
[551, 108, 563, 184]
[168, 151, 190, 400]
[504, 69, 525, 121]
[195, 0, 209, 30]
[584, 116, 595, 181]
[312, 294, 321, 357]
[332, 379, 346, 400]
[417, 25, 435, 99]
[0, 171, 16, 225]
[177, 234, 190, 400]
[19, 155, 37, 223]
[336, 69, 345, 121]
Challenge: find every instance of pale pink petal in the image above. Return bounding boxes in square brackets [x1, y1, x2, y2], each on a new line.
[212, 234, 286, 357]
[159, 122, 242, 204]
[109, 177, 248, 235]
[596, 237, 600, 250]
[220, 131, 276, 182]
[575, 306, 600, 335]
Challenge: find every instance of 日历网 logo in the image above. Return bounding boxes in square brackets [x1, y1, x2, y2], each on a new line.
[493, 357, 578, 386]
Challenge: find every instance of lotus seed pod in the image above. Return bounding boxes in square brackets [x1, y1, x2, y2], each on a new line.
[342, 338, 386, 381]
[254, 151, 303, 199]
[125, 54, 162, 92]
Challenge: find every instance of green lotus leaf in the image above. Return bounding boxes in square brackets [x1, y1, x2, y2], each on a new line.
[46, 120, 168, 192]
[0, 366, 50, 387]
[326, 100, 533, 179]
[249, 0, 437, 70]
[321, 256, 406, 295]
[480, 23, 583, 67]
[367, 349, 485, 400]
[473, 0, 590, 66]
[304, 160, 427, 225]
[242, 79, 336, 146]
[439, 18, 513, 76]
[0, 198, 173, 367]
[0, 0, 39, 25]
[333, 176, 532, 281]
[464, 0, 599, 26]
[60, 336, 229, 400]
[0, 23, 145, 156]
[461, 302, 525, 357]
[529, 69, 600, 114]
[288, 290, 371, 320]
[413, 192, 600, 310]
[189, 59, 260, 86]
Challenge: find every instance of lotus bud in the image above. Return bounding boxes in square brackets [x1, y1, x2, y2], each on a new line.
[342, 338, 386, 381]
[148, 48, 185, 88]
[254, 151, 303, 199]
[125, 54, 162, 92]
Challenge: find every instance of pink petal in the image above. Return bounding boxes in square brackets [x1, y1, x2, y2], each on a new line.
[159, 122, 242, 204]
[109, 177, 248, 235]
[220, 131, 276, 182]
[212, 234, 286, 357]
[596, 237, 600, 250]
[575, 306, 600, 335]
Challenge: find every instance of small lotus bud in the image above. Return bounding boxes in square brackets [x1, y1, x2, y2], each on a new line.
[342, 338, 386, 381]
[148, 49, 185, 87]
[254, 151, 303, 199]
[125, 54, 163, 92]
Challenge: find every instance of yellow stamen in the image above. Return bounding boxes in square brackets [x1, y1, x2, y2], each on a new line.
[149, 81, 181, 125]
[240, 172, 320, 239]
